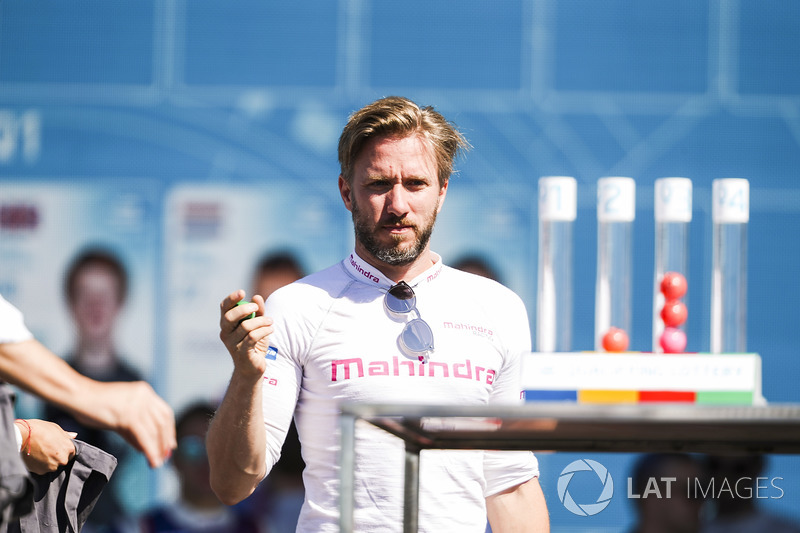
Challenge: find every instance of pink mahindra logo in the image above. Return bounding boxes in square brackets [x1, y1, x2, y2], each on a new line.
[426, 264, 442, 283]
[331, 356, 496, 384]
[349, 254, 379, 283]
[443, 321, 494, 338]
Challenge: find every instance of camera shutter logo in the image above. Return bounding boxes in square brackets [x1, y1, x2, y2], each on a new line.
[557, 459, 614, 516]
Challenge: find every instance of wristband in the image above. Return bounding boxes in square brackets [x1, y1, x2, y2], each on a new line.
[15, 419, 31, 455]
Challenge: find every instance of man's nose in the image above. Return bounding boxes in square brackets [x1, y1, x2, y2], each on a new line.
[386, 184, 410, 216]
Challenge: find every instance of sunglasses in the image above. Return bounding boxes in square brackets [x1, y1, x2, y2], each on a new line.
[384, 281, 434, 363]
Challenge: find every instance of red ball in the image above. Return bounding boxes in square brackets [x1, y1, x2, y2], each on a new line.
[660, 272, 688, 300]
[659, 327, 687, 353]
[661, 299, 688, 327]
[602, 327, 629, 352]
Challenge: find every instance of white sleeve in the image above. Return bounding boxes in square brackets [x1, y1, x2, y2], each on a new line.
[483, 289, 539, 497]
[1, 294, 33, 452]
[483, 450, 540, 496]
[14, 422, 23, 451]
[487, 289, 530, 406]
[260, 285, 310, 474]
[0, 294, 34, 344]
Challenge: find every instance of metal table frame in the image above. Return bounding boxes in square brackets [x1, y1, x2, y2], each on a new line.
[338, 402, 800, 533]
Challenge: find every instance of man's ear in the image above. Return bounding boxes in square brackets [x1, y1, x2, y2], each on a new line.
[436, 178, 449, 214]
[338, 175, 353, 212]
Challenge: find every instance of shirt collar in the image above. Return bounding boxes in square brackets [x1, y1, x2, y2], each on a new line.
[344, 250, 443, 289]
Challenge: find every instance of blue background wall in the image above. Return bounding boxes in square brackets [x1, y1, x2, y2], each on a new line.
[1, 1, 799, 530]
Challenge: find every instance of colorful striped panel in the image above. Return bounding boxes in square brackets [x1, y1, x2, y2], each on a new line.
[523, 390, 754, 405]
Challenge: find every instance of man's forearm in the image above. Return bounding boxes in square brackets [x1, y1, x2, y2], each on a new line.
[1, 338, 176, 468]
[0, 338, 100, 415]
[206, 370, 268, 505]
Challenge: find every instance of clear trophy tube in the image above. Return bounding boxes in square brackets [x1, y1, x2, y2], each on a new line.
[537, 176, 576, 352]
[653, 177, 692, 353]
[710, 178, 749, 353]
[595, 177, 635, 352]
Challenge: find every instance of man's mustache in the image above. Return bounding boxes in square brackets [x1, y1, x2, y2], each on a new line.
[380, 215, 415, 227]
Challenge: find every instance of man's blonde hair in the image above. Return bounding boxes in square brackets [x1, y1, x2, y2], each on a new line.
[338, 96, 469, 187]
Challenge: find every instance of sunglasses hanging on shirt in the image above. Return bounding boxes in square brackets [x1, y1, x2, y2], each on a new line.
[384, 281, 434, 364]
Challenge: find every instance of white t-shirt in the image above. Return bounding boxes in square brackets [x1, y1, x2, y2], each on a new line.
[260, 251, 539, 532]
[0, 294, 33, 344]
[1, 294, 34, 450]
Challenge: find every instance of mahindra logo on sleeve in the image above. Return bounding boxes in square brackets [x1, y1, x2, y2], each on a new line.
[349, 254, 379, 283]
[331, 356, 496, 384]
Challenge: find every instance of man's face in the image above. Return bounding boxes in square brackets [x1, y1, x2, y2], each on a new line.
[70, 264, 123, 342]
[339, 134, 447, 267]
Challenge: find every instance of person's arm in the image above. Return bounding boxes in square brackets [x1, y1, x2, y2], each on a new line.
[0, 338, 176, 468]
[484, 290, 549, 531]
[486, 476, 550, 533]
[207, 290, 274, 505]
[15, 418, 77, 475]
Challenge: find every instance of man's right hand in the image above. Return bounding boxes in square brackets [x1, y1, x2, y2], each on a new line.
[219, 290, 274, 380]
[208, 290, 273, 505]
[74, 380, 177, 468]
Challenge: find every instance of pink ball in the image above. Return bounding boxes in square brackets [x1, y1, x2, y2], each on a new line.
[661, 300, 688, 327]
[602, 327, 629, 352]
[660, 272, 688, 300]
[660, 327, 687, 353]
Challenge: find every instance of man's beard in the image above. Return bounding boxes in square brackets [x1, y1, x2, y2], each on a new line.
[351, 198, 438, 266]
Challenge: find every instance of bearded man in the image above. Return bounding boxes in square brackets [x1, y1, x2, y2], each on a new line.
[207, 96, 549, 533]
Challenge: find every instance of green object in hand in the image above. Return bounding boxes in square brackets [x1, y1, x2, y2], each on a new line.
[236, 300, 256, 322]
